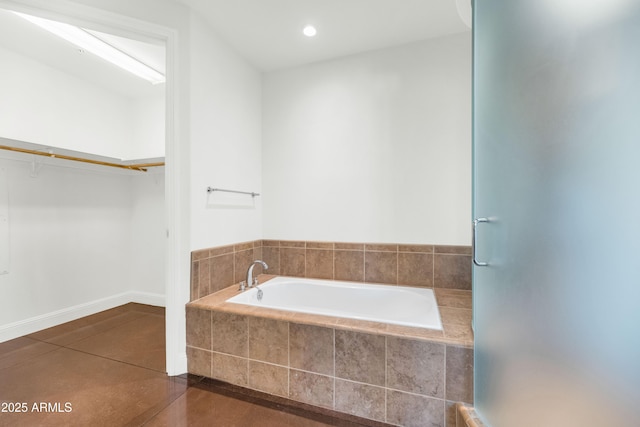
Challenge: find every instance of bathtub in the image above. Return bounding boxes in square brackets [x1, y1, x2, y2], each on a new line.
[226, 276, 443, 330]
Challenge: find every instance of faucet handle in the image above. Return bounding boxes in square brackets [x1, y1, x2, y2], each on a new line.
[239, 281, 247, 291]
[253, 277, 259, 286]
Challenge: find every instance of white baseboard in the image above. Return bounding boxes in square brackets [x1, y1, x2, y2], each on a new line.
[0, 291, 166, 343]
[128, 291, 166, 308]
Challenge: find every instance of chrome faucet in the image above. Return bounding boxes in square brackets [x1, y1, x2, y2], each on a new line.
[246, 260, 268, 289]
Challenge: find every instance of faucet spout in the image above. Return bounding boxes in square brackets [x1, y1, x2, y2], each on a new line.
[246, 260, 268, 288]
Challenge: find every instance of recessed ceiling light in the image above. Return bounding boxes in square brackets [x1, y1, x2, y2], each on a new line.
[303, 25, 317, 37]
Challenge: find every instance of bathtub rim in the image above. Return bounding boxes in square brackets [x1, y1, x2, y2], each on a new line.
[187, 275, 473, 348]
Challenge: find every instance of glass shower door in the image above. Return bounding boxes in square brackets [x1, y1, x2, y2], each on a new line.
[473, 1, 640, 426]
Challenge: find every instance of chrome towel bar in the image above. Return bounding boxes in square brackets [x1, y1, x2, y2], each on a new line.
[206, 187, 260, 197]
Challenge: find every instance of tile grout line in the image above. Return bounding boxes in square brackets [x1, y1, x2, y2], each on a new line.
[246, 313, 251, 389]
[210, 310, 214, 379]
[332, 243, 336, 280]
[395, 249, 399, 286]
[332, 327, 336, 410]
[432, 251, 436, 289]
[287, 321, 291, 399]
[384, 335, 388, 423]
[443, 344, 448, 427]
[362, 245, 366, 282]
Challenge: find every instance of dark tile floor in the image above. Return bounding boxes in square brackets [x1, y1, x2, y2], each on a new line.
[0, 304, 376, 427]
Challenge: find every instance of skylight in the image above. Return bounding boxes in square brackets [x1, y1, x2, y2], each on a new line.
[14, 12, 165, 85]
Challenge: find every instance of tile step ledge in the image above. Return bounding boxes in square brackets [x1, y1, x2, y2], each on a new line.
[456, 403, 487, 427]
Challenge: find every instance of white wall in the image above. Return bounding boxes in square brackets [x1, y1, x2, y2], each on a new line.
[0, 45, 131, 159]
[130, 170, 165, 296]
[129, 92, 166, 160]
[189, 12, 263, 250]
[0, 161, 131, 325]
[0, 45, 165, 161]
[0, 158, 164, 337]
[263, 33, 472, 245]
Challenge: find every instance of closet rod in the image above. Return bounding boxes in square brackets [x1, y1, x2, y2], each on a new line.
[0, 145, 164, 172]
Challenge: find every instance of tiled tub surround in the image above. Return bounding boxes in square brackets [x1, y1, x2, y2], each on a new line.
[190, 240, 471, 301]
[186, 276, 473, 427]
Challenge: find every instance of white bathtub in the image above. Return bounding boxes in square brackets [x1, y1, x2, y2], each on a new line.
[226, 276, 443, 330]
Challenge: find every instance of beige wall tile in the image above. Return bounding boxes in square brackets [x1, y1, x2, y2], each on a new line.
[253, 246, 263, 265]
[198, 258, 211, 298]
[209, 254, 234, 294]
[398, 252, 434, 287]
[248, 317, 288, 365]
[234, 241, 255, 252]
[280, 240, 305, 248]
[191, 261, 199, 301]
[212, 311, 248, 357]
[365, 243, 397, 252]
[289, 369, 334, 409]
[209, 244, 234, 257]
[335, 242, 364, 250]
[435, 245, 472, 255]
[364, 251, 397, 285]
[262, 246, 281, 275]
[335, 330, 385, 386]
[280, 248, 306, 277]
[185, 307, 211, 350]
[440, 307, 472, 328]
[306, 241, 334, 249]
[191, 248, 209, 261]
[212, 352, 248, 386]
[334, 250, 364, 282]
[186, 346, 211, 377]
[442, 322, 474, 348]
[435, 289, 472, 309]
[387, 390, 445, 427]
[434, 255, 472, 290]
[306, 249, 334, 280]
[249, 361, 288, 397]
[335, 379, 385, 422]
[289, 323, 334, 376]
[192, 241, 473, 296]
[446, 345, 474, 404]
[234, 249, 256, 283]
[387, 337, 445, 398]
[399, 244, 434, 253]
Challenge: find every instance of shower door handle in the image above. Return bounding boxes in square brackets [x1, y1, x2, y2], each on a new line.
[473, 217, 490, 267]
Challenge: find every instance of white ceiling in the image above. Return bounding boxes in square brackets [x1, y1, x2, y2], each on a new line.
[0, 1, 470, 99]
[179, 0, 471, 71]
